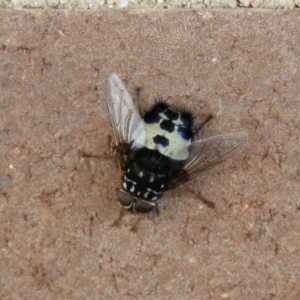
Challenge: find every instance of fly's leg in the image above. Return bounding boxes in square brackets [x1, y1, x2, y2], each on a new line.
[193, 114, 214, 136]
[184, 185, 215, 209]
[130, 214, 143, 232]
[134, 86, 144, 116]
[78, 150, 115, 159]
[148, 203, 159, 219]
[111, 208, 126, 227]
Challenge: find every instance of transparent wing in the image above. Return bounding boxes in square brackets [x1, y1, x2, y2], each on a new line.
[106, 73, 146, 167]
[168, 132, 247, 189]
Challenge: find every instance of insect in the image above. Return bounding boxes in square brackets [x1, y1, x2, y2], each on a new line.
[106, 73, 247, 214]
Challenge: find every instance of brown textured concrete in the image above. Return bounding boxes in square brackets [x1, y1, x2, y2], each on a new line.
[1, 9, 300, 300]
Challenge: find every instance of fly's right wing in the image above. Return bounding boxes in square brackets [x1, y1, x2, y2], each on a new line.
[168, 132, 247, 189]
[107, 73, 146, 167]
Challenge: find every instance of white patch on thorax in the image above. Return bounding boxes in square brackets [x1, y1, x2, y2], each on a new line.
[142, 121, 191, 160]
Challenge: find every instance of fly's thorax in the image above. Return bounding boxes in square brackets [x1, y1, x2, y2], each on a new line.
[142, 103, 194, 160]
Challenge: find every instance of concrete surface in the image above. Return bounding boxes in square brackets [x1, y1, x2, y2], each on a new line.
[1, 9, 300, 300]
[1, 0, 300, 9]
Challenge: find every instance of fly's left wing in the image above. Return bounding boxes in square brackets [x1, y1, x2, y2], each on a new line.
[168, 132, 247, 189]
[107, 73, 146, 167]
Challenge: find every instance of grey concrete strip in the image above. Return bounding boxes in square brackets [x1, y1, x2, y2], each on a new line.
[1, 9, 300, 299]
[1, 0, 300, 8]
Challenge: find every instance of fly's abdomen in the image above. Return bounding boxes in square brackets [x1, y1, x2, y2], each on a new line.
[122, 149, 171, 201]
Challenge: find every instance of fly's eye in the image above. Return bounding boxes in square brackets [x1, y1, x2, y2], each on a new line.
[117, 190, 156, 214]
[135, 200, 157, 213]
[117, 190, 133, 206]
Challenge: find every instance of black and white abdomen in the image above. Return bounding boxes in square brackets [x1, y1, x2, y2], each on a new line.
[118, 148, 172, 213]
[123, 148, 170, 201]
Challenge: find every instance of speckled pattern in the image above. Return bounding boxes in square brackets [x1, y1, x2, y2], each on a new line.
[1, 10, 300, 300]
[1, 0, 300, 9]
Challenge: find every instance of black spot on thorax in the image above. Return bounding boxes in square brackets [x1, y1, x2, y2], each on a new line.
[177, 126, 193, 140]
[164, 109, 179, 120]
[177, 111, 194, 140]
[153, 135, 169, 147]
[160, 119, 175, 133]
[143, 103, 169, 124]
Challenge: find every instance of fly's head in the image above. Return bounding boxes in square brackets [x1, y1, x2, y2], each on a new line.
[117, 189, 158, 214]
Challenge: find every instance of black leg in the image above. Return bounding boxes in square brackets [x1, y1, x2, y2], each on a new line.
[111, 207, 125, 227]
[194, 114, 214, 136]
[130, 214, 143, 232]
[78, 150, 115, 159]
[147, 203, 159, 220]
[134, 86, 144, 116]
[184, 185, 215, 209]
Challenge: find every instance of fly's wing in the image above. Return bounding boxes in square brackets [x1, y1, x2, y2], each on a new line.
[107, 73, 146, 168]
[168, 132, 247, 189]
